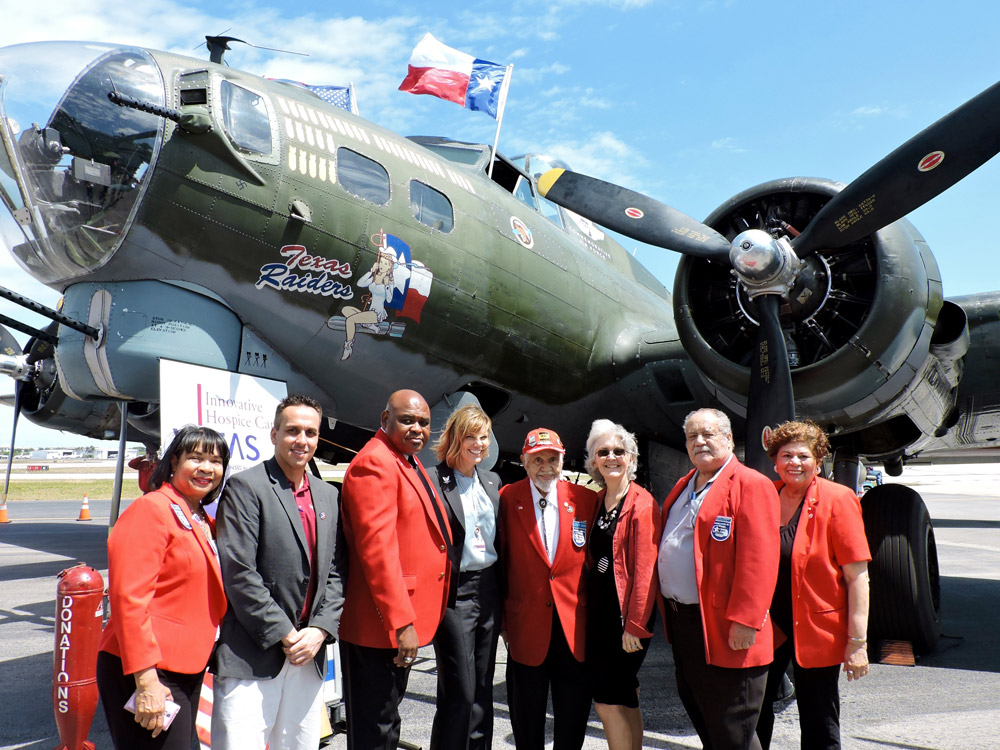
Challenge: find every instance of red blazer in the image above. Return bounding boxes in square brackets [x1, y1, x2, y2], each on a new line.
[601, 483, 662, 638]
[500, 478, 598, 666]
[779, 476, 871, 668]
[99, 484, 226, 675]
[659, 458, 779, 668]
[339, 430, 452, 648]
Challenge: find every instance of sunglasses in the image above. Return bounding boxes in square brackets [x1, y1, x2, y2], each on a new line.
[596, 448, 627, 458]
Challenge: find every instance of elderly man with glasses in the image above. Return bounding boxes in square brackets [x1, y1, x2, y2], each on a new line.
[657, 408, 780, 750]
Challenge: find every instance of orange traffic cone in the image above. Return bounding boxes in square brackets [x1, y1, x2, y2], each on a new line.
[0, 501, 10, 524]
[77, 494, 92, 522]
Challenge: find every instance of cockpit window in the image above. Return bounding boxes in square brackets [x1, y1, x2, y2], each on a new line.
[220, 80, 272, 155]
[539, 196, 564, 228]
[0, 43, 163, 284]
[410, 180, 453, 232]
[513, 175, 537, 211]
[337, 148, 389, 205]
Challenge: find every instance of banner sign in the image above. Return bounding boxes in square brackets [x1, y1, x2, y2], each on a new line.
[159, 359, 287, 476]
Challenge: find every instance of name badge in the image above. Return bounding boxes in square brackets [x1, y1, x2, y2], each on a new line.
[472, 525, 487, 554]
[170, 503, 193, 530]
[572, 519, 587, 548]
[711, 515, 732, 541]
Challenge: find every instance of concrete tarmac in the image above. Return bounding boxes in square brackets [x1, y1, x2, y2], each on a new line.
[1, 464, 998, 749]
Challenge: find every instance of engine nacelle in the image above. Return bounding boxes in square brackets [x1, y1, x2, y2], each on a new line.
[673, 177, 969, 454]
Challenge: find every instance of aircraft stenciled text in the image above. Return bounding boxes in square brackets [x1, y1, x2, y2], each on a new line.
[833, 194, 877, 232]
[672, 226, 713, 244]
[255, 244, 355, 299]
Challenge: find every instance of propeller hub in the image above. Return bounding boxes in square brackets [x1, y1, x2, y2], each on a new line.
[0, 354, 32, 381]
[729, 229, 804, 298]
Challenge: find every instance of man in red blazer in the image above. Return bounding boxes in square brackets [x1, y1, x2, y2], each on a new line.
[657, 408, 779, 750]
[500, 428, 599, 750]
[339, 389, 453, 749]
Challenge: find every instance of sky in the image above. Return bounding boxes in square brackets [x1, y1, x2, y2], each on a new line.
[2, 0, 1000, 447]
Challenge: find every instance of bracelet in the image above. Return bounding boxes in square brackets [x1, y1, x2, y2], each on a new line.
[848, 636, 867, 645]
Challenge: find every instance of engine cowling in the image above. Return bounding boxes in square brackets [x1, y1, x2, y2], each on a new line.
[673, 177, 968, 454]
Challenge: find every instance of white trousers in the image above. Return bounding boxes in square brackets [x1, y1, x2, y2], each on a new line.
[211, 658, 324, 750]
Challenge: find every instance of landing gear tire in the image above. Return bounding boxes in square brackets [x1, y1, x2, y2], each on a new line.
[861, 484, 941, 654]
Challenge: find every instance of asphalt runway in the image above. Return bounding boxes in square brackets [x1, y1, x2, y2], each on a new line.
[1, 465, 998, 749]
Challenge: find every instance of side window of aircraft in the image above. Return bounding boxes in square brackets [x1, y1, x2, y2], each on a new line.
[338, 148, 390, 205]
[410, 180, 454, 232]
[220, 80, 272, 155]
[513, 174, 538, 211]
[539, 196, 564, 228]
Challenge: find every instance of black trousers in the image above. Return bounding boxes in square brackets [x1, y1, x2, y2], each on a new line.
[96, 651, 204, 750]
[664, 601, 767, 750]
[430, 565, 502, 750]
[342, 641, 413, 750]
[506, 611, 591, 750]
[757, 638, 842, 749]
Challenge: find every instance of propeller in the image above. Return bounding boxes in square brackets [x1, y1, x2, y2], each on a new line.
[537, 78, 1000, 471]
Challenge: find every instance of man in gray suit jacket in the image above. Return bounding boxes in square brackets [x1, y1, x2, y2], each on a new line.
[211, 394, 345, 750]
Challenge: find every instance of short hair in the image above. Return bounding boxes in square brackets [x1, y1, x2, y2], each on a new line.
[766, 420, 830, 461]
[434, 404, 492, 466]
[584, 418, 639, 488]
[148, 425, 231, 504]
[275, 394, 323, 429]
[682, 408, 732, 437]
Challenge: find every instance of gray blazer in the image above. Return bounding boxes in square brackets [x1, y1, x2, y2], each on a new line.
[430, 461, 501, 606]
[212, 457, 345, 679]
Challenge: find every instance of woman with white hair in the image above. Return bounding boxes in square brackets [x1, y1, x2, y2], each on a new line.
[583, 419, 662, 750]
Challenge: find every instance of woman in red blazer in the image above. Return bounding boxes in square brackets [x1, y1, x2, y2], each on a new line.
[97, 425, 230, 749]
[583, 420, 662, 750]
[756, 421, 871, 750]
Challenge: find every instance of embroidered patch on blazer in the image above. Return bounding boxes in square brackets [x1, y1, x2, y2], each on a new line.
[572, 519, 587, 547]
[710, 515, 733, 541]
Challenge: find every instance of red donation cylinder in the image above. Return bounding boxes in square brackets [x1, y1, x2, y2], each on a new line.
[53, 563, 105, 750]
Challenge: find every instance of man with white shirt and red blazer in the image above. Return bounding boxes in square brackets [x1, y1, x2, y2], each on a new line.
[339, 389, 453, 750]
[500, 427, 599, 750]
[657, 408, 780, 750]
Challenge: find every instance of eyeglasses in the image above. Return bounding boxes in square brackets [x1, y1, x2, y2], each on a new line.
[596, 448, 627, 458]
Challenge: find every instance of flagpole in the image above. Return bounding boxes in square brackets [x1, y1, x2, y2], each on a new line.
[487, 64, 514, 180]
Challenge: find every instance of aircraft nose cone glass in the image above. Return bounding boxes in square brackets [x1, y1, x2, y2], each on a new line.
[0, 42, 163, 284]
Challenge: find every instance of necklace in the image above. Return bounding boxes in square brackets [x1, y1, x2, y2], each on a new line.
[596, 500, 621, 531]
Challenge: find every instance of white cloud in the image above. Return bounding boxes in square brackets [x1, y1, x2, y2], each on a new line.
[852, 105, 886, 117]
[711, 136, 746, 153]
[517, 130, 648, 189]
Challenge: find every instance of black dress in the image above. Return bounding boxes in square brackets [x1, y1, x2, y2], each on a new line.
[585, 500, 652, 708]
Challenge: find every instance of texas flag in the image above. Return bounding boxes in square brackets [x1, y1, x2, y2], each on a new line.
[382, 234, 433, 323]
[399, 33, 508, 119]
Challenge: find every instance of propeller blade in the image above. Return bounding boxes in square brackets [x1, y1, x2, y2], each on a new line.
[744, 295, 794, 476]
[537, 168, 732, 261]
[26, 322, 58, 364]
[0, 323, 23, 358]
[794, 79, 1000, 256]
